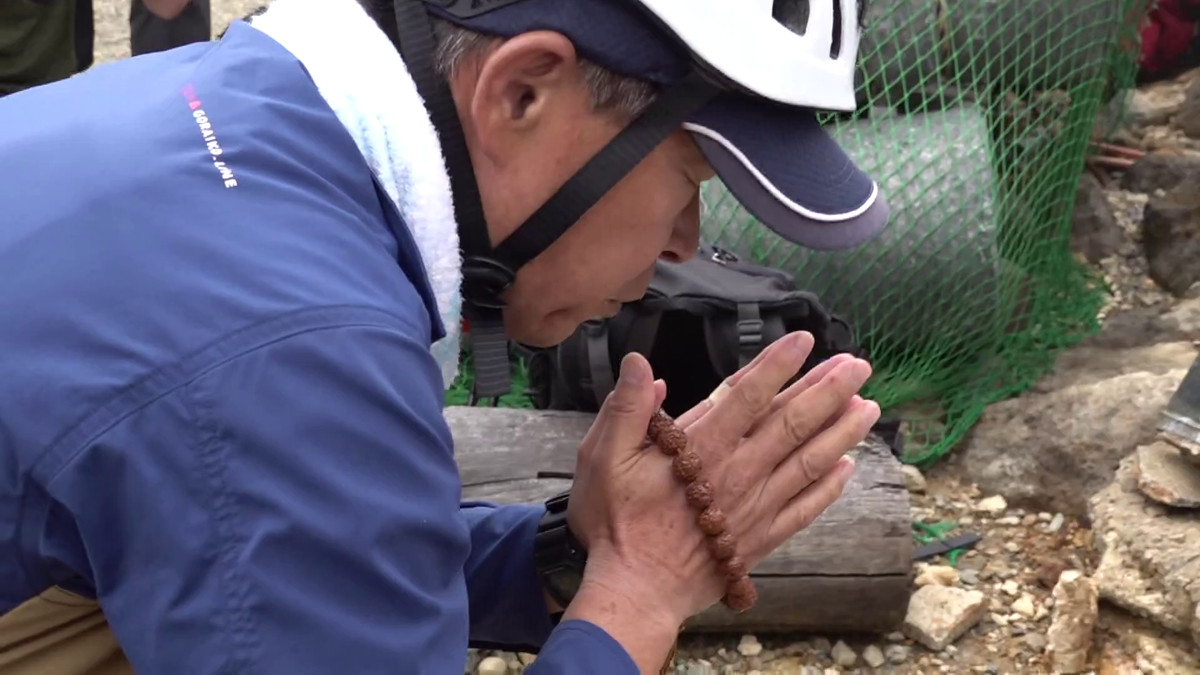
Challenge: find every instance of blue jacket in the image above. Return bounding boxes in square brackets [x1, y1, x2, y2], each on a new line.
[0, 20, 636, 675]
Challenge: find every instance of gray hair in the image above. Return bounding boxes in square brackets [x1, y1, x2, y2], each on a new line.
[429, 17, 659, 120]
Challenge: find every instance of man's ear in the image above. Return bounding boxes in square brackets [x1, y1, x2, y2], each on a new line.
[467, 31, 583, 161]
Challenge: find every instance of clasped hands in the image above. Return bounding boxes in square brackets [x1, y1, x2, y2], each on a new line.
[559, 331, 878, 670]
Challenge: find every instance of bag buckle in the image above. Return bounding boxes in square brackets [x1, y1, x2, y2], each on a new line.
[737, 318, 764, 347]
[711, 246, 738, 265]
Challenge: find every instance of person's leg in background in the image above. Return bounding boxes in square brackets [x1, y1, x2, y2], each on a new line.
[129, 0, 210, 57]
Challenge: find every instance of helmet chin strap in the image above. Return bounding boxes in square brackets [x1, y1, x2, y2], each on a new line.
[390, 0, 721, 401]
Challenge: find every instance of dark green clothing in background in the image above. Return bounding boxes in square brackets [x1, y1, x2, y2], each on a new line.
[0, 0, 92, 96]
[0, 0, 209, 97]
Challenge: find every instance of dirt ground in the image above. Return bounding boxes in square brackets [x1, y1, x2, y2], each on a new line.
[91, 0, 263, 64]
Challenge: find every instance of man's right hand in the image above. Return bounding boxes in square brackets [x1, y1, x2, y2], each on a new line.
[560, 332, 879, 672]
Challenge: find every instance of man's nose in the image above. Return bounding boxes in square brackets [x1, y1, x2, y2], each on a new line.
[660, 197, 702, 264]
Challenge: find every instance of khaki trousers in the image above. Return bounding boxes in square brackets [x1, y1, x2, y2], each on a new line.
[0, 587, 133, 675]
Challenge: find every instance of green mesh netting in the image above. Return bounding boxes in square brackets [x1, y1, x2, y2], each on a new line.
[700, 0, 1148, 465]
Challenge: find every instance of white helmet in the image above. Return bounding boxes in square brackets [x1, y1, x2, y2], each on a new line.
[388, 0, 887, 399]
[632, 0, 863, 111]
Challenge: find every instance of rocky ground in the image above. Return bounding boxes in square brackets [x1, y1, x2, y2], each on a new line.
[87, 3, 1200, 672]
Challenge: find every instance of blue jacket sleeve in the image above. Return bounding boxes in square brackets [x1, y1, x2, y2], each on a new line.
[456, 505, 640, 673]
[526, 620, 640, 674]
[458, 501, 557, 647]
[43, 319, 638, 674]
[37, 320, 616, 675]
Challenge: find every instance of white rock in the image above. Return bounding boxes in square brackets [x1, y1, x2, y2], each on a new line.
[831, 640, 857, 667]
[902, 585, 988, 651]
[1012, 594, 1036, 617]
[996, 516, 1021, 525]
[862, 644, 886, 668]
[685, 660, 717, 675]
[884, 643, 910, 664]
[1047, 513, 1065, 532]
[915, 564, 961, 587]
[1047, 571, 1099, 674]
[1001, 580, 1021, 596]
[477, 656, 508, 675]
[737, 634, 763, 657]
[1038, 512, 1053, 522]
[902, 464, 927, 493]
[975, 495, 1008, 514]
[1133, 441, 1200, 508]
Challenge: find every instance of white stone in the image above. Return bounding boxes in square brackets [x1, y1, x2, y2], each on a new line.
[831, 640, 857, 667]
[862, 644, 886, 668]
[737, 634, 763, 657]
[477, 656, 508, 675]
[975, 495, 1008, 514]
[1012, 594, 1036, 617]
[915, 564, 960, 587]
[884, 643, 910, 664]
[1047, 513, 1065, 533]
[902, 464, 927, 493]
[902, 585, 988, 651]
[1047, 571, 1099, 674]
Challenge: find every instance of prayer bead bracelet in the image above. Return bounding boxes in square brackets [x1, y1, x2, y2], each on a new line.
[645, 409, 758, 613]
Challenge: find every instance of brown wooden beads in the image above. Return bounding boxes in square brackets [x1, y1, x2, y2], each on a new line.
[645, 408, 758, 614]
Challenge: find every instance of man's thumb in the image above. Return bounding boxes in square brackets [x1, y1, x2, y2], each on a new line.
[597, 353, 657, 453]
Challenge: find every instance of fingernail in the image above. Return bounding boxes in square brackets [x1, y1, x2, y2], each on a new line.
[838, 456, 857, 479]
[862, 399, 881, 419]
[620, 354, 646, 385]
[792, 332, 812, 357]
[708, 381, 731, 405]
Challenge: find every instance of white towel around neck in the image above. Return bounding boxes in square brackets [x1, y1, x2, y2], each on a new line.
[249, 0, 465, 389]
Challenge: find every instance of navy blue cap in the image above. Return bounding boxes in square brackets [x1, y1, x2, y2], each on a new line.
[425, 0, 889, 251]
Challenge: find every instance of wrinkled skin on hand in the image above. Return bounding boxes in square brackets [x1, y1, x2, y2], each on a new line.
[565, 331, 879, 630]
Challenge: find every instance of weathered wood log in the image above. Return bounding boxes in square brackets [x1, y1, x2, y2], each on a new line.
[446, 407, 914, 634]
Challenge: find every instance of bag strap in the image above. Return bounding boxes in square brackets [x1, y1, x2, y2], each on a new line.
[624, 311, 663, 360]
[580, 310, 662, 407]
[735, 303, 764, 368]
[585, 323, 617, 407]
[702, 302, 784, 374]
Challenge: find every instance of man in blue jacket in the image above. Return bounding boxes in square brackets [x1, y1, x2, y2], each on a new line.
[0, 0, 889, 673]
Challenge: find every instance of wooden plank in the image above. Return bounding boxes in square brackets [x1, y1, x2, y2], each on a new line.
[446, 407, 914, 632]
[448, 407, 913, 576]
[685, 575, 911, 633]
